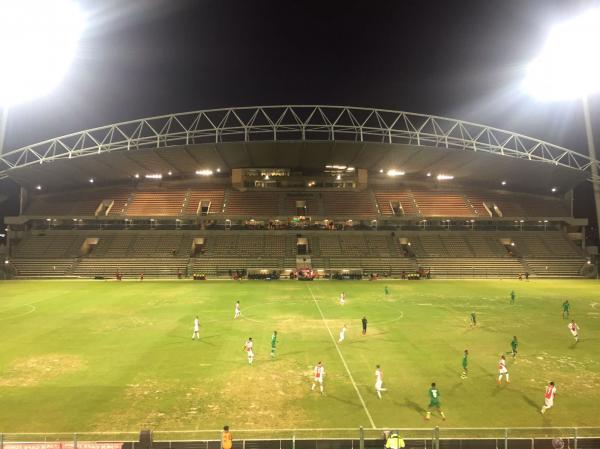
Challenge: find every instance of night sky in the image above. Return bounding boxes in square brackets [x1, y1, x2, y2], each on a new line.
[1, 0, 599, 241]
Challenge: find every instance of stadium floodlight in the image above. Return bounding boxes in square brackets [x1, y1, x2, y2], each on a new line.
[145, 174, 162, 179]
[551, 187, 557, 192]
[196, 169, 213, 176]
[501, 181, 507, 186]
[436, 174, 454, 181]
[523, 9, 600, 101]
[0, 0, 85, 154]
[387, 169, 405, 177]
[0, 0, 85, 107]
[523, 8, 600, 242]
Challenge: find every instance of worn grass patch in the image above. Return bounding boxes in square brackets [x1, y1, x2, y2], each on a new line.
[0, 354, 85, 387]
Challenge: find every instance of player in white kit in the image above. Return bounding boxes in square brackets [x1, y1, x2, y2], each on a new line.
[192, 316, 200, 340]
[338, 325, 347, 343]
[568, 320, 579, 342]
[234, 301, 241, 319]
[339, 292, 345, 305]
[541, 381, 557, 414]
[311, 361, 325, 394]
[375, 365, 386, 399]
[497, 355, 510, 384]
[243, 337, 254, 365]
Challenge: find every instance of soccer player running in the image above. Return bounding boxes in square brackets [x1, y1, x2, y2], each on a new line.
[510, 336, 518, 359]
[339, 292, 346, 306]
[234, 301, 241, 319]
[375, 365, 386, 399]
[426, 382, 446, 420]
[498, 355, 510, 384]
[562, 300, 570, 319]
[362, 316, 368, 335]
[541, 381, 557, 414]
[384, 285, 389, 295]
[568, 320, 580, 343]
[270, 331, 278, 357]
[470, 311, 477, 327]
[510, 290, 516, 304]
[461, 350, 468, 379]
[338, 325, 347, 343]
[311, 361, 325, 395]
[243, 337, 254, 365]
[192, 316, 200, 340]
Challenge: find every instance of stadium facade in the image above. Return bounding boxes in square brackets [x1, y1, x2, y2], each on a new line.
[1, 105, 596, 279]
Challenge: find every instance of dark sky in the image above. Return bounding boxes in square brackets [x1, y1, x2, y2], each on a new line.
[1, 0, 599, 239]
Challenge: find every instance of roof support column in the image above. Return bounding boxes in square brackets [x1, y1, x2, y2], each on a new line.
[582, 96, 600, 243]
[0, 107, 7, 155]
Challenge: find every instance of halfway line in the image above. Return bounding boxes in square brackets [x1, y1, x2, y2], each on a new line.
[306, 285, 376, 429]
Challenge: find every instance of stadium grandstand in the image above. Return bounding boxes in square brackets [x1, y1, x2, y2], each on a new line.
[0, 105, 596, 280]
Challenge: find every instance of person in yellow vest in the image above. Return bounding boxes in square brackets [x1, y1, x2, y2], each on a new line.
[222, 425, 233, 449]
[385, 430, 405, 449]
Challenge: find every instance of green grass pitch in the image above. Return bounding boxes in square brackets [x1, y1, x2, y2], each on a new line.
[0, 279, 599, 433]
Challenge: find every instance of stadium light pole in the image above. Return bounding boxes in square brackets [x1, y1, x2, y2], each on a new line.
[523, 8, 600, 243]
[0, 107, 7, 156]
[0, 0, 85, 155]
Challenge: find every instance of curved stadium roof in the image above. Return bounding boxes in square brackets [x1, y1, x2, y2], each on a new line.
[0, 105, 596, 192]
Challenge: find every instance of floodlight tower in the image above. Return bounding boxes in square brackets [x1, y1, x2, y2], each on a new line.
[523, 8, 600, 243]
[0, 0, 85, 154]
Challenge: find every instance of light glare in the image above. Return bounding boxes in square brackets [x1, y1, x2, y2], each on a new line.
[0, 0, 86, 106]
[387, 169, 405, 177]
[523, 8, 600, 100]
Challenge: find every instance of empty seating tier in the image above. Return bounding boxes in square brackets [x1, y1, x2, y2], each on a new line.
[321, 191, 376, 217]
[225, 191, 280, 216]
[26, 188, 130, 217]
[186, 188, 225, 215]
[411, 189, 474, 217]
[375, 190, 417, 215]
[126, 189, 188, 216]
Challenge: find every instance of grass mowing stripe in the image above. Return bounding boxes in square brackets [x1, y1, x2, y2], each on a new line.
[306, 285, 376, 429]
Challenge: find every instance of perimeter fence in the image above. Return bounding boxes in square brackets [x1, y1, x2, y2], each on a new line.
[2, 427, 600, 449]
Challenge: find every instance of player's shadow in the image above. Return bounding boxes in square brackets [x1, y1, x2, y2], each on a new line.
[519, 393, 539, 411]
[325, 393, 364, 409]
[448, 381, 465, 393]
[400, 398, 426, 414]
[344, 340, 368, 347]
[491, 384, 507, 397]
[166, 334, 219, 346]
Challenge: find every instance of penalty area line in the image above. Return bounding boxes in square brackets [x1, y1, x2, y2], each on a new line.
[306, 285, 376, 429]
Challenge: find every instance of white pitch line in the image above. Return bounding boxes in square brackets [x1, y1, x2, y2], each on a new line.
[306, 285, 376, 429]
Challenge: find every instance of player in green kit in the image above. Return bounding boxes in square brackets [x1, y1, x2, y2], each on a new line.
[384, 285, 389, 295]
[510, 290, 516, 304]
[562, 300, 570, 319]
[270, 331, 278, 357]
[461, 350, 468, 379]
[470, 311, 477, 327]
[426, 382, 446, 420]
[510, 336, 518, 359]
